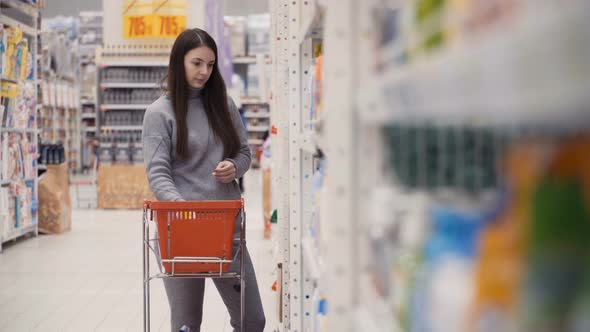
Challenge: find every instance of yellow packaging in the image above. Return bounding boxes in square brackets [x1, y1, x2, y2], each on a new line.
[470, 142, 547, 332]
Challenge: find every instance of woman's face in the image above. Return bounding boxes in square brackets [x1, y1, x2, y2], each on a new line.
[184, 46, 216, 89]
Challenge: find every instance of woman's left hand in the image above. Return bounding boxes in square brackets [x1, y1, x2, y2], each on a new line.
[213, 160, 237, 183]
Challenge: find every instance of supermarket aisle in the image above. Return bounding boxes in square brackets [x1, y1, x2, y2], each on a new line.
[0, 169, 277, 332]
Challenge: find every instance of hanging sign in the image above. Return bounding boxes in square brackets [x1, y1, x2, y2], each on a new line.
[123, 0, 187, 39]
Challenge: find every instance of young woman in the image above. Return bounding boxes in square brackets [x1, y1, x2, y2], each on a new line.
[142, 28, 266, 332]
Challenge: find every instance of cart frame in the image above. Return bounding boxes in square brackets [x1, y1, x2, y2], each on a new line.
[142, 199, 246, 332]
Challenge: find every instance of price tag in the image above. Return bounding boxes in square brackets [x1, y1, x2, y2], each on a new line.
[124, 15, 154, 38]
[123, 0, 186, 39]
[153, 15, 186, 38]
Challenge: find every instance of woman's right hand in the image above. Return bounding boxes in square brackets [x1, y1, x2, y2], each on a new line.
[213, 160, 236, 183]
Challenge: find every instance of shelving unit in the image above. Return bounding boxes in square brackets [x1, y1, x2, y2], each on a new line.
[100, 104, 151, 111]
[228, 18, 272, 167]
[78, 11, 102, 174]
[352, 1, 590, 331]
[270, 0, 590, 330]
[269, 0, 328, 331]
[39, 29, 81, 173]
[237, 74, 271, 169]
[0, 0, 41, 252]
[232, 55, 271, 65]
[96, 64, 165, 166]
[357, 2, 590, 128]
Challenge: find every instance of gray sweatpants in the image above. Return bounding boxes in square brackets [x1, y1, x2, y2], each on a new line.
[162, 246, 266, 332]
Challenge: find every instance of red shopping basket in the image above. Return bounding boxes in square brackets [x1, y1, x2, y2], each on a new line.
[145, 200, 243, 274]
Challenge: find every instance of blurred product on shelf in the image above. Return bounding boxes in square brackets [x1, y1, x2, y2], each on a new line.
[78, 11, 103, 50]
[39, 25, 81, 173]
[2, 27, 30, 81]
[80, 63, 97, 100]
[246, 14, 270, 56]
[261, 131, 272, 239]
[0, 133, 38, 243]
[38, 143, 66, 165]
[225, 16, 247, 57]
[2, 82, 36, 129]
[39, 24, 78, 79]
[383, 125, 502, 191]
[101, 111, 144, 126]
[375, 134, 590, 332]
[100, 67, 167, 83]
[101, 88, 161, 105]
[311, 54, 323, 125]
[373, 0, 525, 70]
[78, 12, 103, 173]
[242, 102, 270, 169]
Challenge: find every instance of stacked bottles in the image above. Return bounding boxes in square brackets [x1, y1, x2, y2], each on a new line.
[100, 67, 167, 83]
[101, 89, 161, 105]
[385, 135, 590, 332]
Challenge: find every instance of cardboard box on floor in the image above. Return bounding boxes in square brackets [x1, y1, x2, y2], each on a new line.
[97, 165, 155, 209]
[38, 163, 71, 234]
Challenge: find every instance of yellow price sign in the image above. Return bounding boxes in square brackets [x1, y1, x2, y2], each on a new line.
[123, 0, 186, 39]
[124, 15, 153, 38]
[153, 15, 186, 37]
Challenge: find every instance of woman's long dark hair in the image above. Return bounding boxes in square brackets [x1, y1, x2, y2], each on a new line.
[165, 28, 240, 160]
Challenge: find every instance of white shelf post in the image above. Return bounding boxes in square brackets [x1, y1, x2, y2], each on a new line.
[322, 0, 359, 330]
[272, 0, 292, 330]
[288, 1, 303, 331]
[299, 35, 315, 332]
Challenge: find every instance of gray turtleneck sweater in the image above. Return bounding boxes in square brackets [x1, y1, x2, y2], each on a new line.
[142, 89, 250, 202]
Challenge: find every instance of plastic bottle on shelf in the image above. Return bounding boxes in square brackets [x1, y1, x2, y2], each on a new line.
[412, 205, 482, 332]
[470, 142, 546, 332]
[387, 191, 428, 332]
[415, 0, 446, 53]
[521, 136, 590, 332]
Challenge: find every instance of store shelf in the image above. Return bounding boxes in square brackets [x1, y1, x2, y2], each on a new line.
[2, 223, 37, 243]
[233, 56, 257, 65]
[0, 14, 36, 36]
[100, 104, 150, 111]
[240, 96, 267, 105]
[100, 125, 142, 131]
[81, 113, 97, 119]
[302, 237, 321, 281]
[248, 139, 264, 145]
[248, 126, 269, 132]
[99, 142, 141, 148]
[1, 77, 18, 83]
[81, 100, 96, 105]
[0, 128, 38, 134]
[233, 56, 271, 65]
[298, 0, 324, 44]
[299, 132, 316, 154]
[100, 62, 168, 68]
[244, 112, 270, 119]
[358, 1, 590, 127]
[79, 23, 102, 29]
[83, 127, 97, 132]
[0, 178, 35, 187]
[1, 0, 38, 18]
[100, 82, 161, 89]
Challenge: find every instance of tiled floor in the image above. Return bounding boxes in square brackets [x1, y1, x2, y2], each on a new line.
[0, 169, 278, 332]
